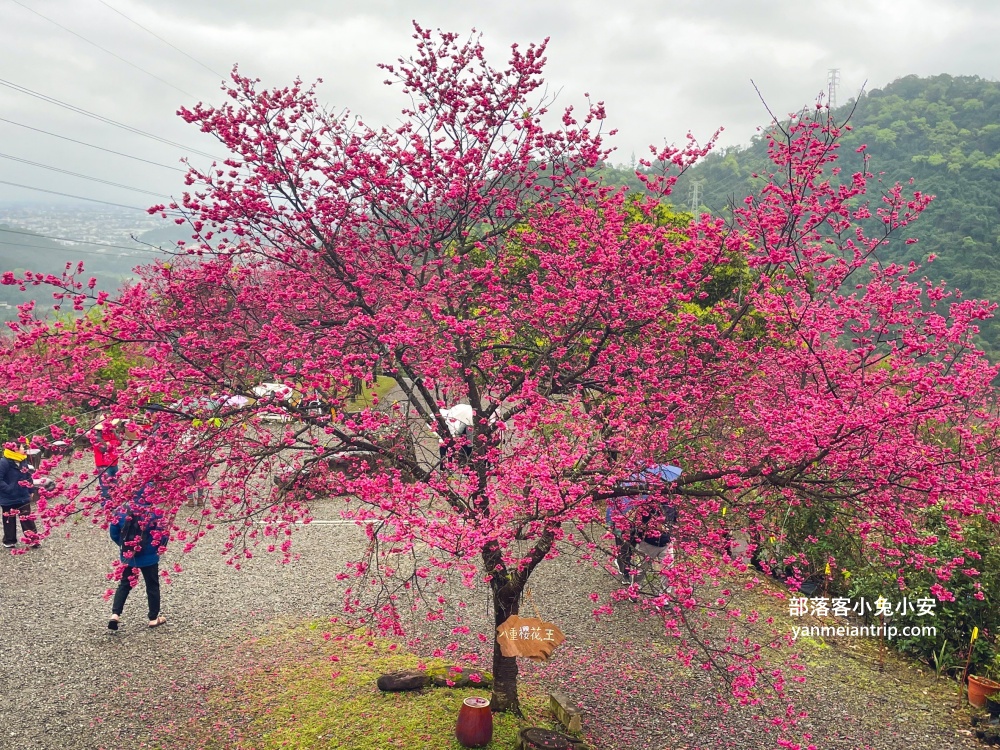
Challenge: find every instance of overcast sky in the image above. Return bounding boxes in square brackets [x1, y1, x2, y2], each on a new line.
[2, 0, 999, 211]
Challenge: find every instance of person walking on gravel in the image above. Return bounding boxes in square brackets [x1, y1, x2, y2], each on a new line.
[108, 493, 169, 630]
[608, 465, 681, 585]
[431, 403, 475, 463]
[0, 444, 40, 549]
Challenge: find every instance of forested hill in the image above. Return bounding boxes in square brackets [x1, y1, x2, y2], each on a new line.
[605, 74, 1000, 359]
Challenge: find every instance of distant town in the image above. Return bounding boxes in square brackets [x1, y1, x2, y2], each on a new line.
[0, 202, 166, 249]
[0, 202, 180, 320]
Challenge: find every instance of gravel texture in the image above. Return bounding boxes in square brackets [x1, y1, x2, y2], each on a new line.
[0, 495, 363, 750]
[0, 470, 981, 750]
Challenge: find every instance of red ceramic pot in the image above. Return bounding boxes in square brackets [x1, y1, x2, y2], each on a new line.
[455, 696, 493, 748]
[969, 674, 1000, 709]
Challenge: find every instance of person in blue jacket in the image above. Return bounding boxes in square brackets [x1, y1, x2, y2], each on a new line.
[108, 494, 169, 630]
[0, 445, 40, 549]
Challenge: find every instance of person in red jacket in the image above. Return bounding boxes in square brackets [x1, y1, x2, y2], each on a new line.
[91, 419, 121, 504]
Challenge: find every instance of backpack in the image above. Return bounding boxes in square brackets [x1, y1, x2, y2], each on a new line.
[119, 512, 145, 553]
[641, 502, 677, 547]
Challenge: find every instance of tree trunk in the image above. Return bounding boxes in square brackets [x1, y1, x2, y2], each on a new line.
[490, 582, 523, 714]
[482, 530, 555, 716]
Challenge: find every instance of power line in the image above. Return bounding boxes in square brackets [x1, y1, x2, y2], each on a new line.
[0, 117, 186, 172]
[0, 237, 155, 260]
[96, 0, 226, 80]
[8, 0, 195, 99]
[0, 151, 168, 198]
[0, 179, 185, 215]
[0, 227, 163, 254]
[0, 77, 223, 160]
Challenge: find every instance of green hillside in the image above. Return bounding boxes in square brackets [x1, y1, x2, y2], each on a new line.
[606, 74, 1000, 359]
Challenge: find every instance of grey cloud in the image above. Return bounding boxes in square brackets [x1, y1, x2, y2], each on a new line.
[1, 0, 999, 205]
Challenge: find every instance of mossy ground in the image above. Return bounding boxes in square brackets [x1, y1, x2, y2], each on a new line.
[148, 621, 566, 750]
[140, 568, 976, 749]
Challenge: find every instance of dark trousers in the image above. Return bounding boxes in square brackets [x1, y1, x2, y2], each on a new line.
[112, 564, 160, 620]
[2, 503, 38, 546]
[439, 441, 473, 464]
[614, 533, 637, 576]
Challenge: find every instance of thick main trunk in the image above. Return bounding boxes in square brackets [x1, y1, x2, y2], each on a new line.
[481, 530, 555, 715]
[490, 583, 522, 714]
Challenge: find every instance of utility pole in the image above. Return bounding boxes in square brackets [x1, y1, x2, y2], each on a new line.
[827, 68, 840, 111]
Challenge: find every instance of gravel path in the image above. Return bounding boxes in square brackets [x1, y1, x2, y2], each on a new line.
[0, 482, 980, 750]
[0, 498, 366, 750]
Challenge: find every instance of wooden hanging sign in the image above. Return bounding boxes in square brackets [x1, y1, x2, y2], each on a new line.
[496, 614, 565, 661]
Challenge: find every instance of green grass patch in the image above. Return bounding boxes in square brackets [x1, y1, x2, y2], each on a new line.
[155, 622, 561, 750]
[347, 377, 397, 410]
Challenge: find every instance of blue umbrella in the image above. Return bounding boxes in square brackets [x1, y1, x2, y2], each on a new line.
[607, 464, 682, 527]
[632, 464, 682, 483]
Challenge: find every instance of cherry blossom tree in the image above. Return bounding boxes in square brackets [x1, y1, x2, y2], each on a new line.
[4, 25, 1000, 725]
